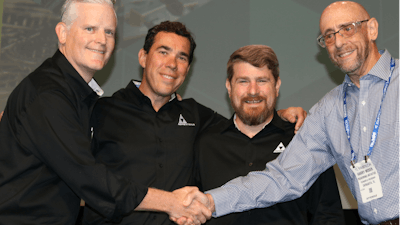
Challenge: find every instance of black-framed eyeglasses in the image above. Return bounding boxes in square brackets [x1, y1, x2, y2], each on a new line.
[317, 19, 369, 48]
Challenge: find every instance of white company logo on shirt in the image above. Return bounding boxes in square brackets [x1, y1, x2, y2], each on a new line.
[273, 142, 286, 153]
[178, 114, 195, 126]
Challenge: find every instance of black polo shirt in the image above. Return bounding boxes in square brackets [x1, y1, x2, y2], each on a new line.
[0, 50, 147, 225]
[195, 111, 345, 225]
[83, 80, 224, 225]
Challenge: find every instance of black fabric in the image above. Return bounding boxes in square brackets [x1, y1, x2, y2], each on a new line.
[83, 80, 224, 225]
[0, 50, 147, 225]
[195, 111, 345, 225]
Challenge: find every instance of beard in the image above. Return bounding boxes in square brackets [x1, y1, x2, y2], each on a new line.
[231, 95, 274, 126]
[329, 41, 369, 75]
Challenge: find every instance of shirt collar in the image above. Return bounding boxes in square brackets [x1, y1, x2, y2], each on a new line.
[88, 79, 104, 96]
[53, 50, 101, 101]
[344, 49, 392, 85]
[132, 80, 176, 101]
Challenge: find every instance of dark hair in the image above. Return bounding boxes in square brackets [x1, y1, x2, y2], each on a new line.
[143, 21, 196, 64]
[227, 45, 279, 82]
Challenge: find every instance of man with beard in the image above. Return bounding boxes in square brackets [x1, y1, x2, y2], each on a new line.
[194, 45, 344, 225]
[182, 1, 399, 225]
[82, 21, 306, 225]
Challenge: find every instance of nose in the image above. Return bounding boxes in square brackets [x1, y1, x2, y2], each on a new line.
[166, 56, 177, 71]
[248, 81, 259, 96]
[334, 32, 345, 48]
[96, 30, 107, 45]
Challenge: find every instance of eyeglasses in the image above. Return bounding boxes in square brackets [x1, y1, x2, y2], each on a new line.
[317, 19, 369, 48]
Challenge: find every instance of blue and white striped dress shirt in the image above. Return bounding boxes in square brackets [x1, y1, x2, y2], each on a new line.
[207, 50, 399, 225]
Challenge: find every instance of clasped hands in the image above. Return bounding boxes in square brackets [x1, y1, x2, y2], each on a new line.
[168, 187, 214, 225]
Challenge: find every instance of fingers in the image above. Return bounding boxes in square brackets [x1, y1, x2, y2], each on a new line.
[182, 187, 208, 207]
[0, 111, 3, 122]
[294, 110, 307, 133]
[176, 93, 183, 101]
[170, 187, 211, 224]
[277, 107, 307, 133]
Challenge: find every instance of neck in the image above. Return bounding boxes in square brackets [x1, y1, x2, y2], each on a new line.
[139, 85, 170, 112]
[235, 114, 272, 138]
[59, 47, 94, 83]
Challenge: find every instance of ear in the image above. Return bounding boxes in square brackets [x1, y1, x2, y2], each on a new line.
[55, 22, 67, 45]
[275, 77, 281, 97]
[138, 48, 147, 69]
[185, 65, 191, 74]
[366, 18, 379, 41]
[225, 79, 232, 98]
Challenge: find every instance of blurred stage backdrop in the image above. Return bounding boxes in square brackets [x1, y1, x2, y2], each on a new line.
[0, 0, 398, 210]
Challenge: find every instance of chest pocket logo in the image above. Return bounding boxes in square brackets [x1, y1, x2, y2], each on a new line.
[178, 114, 195, 126]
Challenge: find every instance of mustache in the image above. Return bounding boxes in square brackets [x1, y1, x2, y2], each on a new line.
[242, 95, 265, 102]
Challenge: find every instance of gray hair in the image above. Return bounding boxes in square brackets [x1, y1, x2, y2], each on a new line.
[61, 0, 117, 28]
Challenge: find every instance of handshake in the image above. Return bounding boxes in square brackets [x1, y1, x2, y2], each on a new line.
[169, 187, 215, 225]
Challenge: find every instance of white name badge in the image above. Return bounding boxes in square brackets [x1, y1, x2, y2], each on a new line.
[350, 158, 383, 203]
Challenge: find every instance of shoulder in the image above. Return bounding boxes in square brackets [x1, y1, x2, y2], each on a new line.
[309, 84, 343, 118]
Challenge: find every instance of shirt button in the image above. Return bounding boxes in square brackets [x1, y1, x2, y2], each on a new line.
[361, 100, 366, 106]
[249, 162, 253, 166]
[348, 84, 351, 87]
[159, 163, 163, 168]
[374, 208, 378, 214]
[363, 127, 367, 132]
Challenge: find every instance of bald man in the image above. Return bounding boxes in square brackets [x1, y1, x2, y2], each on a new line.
[182, 1, 398, 225]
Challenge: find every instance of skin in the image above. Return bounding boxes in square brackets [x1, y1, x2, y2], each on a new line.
[319, 1, 380, 87]
[0, 3, 307, 225]
[55, 3, 208, 224]
[226, 62, 281, 138]
[178, 2, 382, 222]
[138, 31, 191, 111]
[55, 2, 117, 83]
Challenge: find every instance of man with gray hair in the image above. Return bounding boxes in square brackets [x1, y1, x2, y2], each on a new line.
[0, 1, 211, 224]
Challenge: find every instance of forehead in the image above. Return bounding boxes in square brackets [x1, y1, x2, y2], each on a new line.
[73, 2, 116, 28]
[151, 32, 190, 53]
[232, 62, 272, 79]
[319, 3, 362, 33]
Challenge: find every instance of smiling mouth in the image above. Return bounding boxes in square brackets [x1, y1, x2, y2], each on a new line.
[338, 50, 355, 58]
[162, 74, 175, 80]
[89, 49, 105, 54]
[245, 100, 263, 104]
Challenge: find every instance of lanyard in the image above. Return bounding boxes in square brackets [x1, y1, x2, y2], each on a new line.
[344, 57, 395, 167]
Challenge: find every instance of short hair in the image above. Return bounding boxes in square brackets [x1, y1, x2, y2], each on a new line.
[227, 45, 280, 82]
[143, 21, 196, 65]
[61, 0, 117, 28]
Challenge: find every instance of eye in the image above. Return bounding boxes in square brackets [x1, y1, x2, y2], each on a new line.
[105, 30, 114, 36]
[159, 51, 167, 55]
[325, 33, 334, 40]
[85, 27, 94, 32]
[258, 79, 267, 83]
[178, 56, 188, 62]
[344, 25, 354, 32]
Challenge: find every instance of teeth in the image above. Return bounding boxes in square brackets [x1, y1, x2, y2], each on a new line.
[245, 100, 262, 103]
[339, 50, 353, 58]
[162, 75, 174, 79]
[90, 49, 105, 54]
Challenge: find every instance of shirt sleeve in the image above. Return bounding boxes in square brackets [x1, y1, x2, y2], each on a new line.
[12, 90, 147, 222]
[206, 98, 338, 217]
[196, 102, 226, 133]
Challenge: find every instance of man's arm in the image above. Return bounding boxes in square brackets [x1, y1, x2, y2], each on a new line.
[277, 107, 307, 133]
[0, 111, 3, 121]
